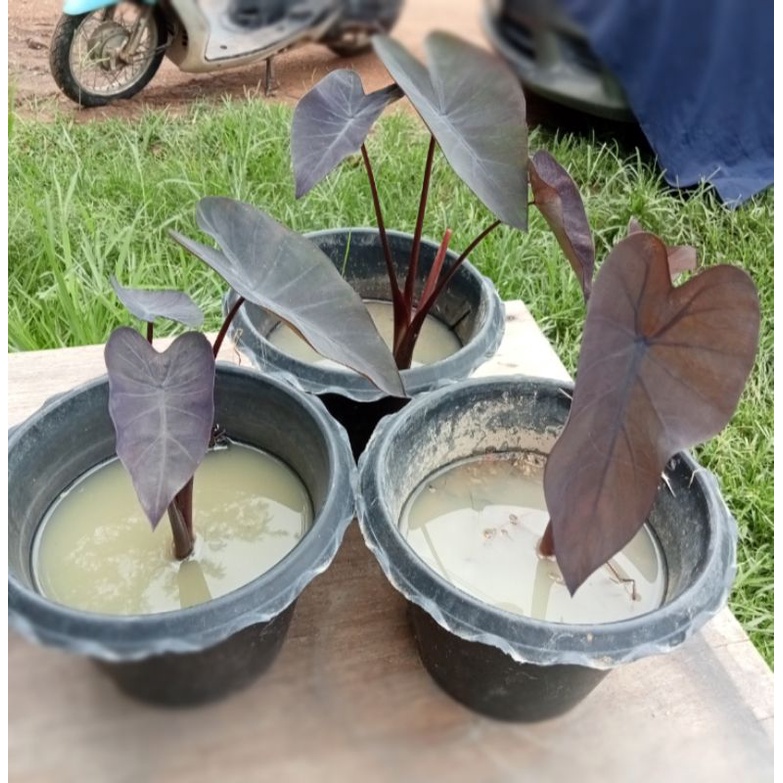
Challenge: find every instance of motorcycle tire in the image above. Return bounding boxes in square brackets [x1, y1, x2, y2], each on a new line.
[49, 5, 167, 108]
[324, 0, 404, 58]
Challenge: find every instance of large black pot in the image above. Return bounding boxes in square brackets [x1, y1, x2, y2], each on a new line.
[358, 376, 737, 721]
[225, 228, 505, 457]
[8, 365, 356, 707]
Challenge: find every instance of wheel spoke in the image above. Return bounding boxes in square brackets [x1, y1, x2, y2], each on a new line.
[68, 3, 159, 98]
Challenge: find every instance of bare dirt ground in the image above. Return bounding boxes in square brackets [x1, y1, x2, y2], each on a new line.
[8, 0, 486, 121]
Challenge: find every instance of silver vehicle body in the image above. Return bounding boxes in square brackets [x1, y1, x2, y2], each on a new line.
[164, 0, 341, 72]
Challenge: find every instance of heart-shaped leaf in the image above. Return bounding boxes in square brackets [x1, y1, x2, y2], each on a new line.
[110, 276, 204, 327]
[105, 327, 216, 529]
[171, 197, 404, 398]
[373, 32, 528, 231]
[529, 150, 595, 301]
[627, 217, 697, 279]
[543, 232, 760, 594]
[292, 70, 403, 198]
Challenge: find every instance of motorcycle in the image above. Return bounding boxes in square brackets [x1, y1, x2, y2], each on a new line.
[49, 0, 404, 107]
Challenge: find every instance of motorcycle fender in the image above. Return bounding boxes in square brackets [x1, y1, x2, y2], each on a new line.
[63, 0, 156, 16]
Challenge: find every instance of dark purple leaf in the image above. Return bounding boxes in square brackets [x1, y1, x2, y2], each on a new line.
[529, 150, 594, 301]
[373, 33, 528, 231]
[544, 232, 760, 594]
[292, 70, 402, 198]
[171, 197, 404, 398]
[110, 276, 204, 327]
[105, 327, 216, 529]
[627, 217, 697, 279]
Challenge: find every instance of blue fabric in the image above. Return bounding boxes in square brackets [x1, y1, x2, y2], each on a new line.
[556, 0, 773, 204]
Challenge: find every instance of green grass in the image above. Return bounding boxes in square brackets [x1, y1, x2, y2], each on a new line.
[7, 101, 773, 665]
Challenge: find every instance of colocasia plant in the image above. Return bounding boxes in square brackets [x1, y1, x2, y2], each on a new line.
[104, 30, 760, 599]
[101, 31, 590, 568]
[104, 208, 403, 559]
[541, 222, 760, 593]
[290, 31, 758, 596]
[290, 32, 594, 368]
[287, 31, 758, 597]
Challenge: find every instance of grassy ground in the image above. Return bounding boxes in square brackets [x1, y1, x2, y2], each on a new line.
[8, 101, 773, 665]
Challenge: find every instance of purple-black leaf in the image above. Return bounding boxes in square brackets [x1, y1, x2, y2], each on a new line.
[292, 70, 402, 198]
[544, 232, 760, 594]
[529, 150, 595, 301]
[373, 32, 528, 231]
[627, 218, 697, 279]
[110, 276, 204, 327]
[171, 197, 404, 398]
[105, 327, 216, 529]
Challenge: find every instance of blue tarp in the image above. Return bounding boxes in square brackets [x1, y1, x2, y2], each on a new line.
[556, 0, 773, 204]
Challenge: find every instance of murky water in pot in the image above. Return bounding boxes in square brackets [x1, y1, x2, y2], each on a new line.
[400, 452, 667, 624]
[32, 443, 312, 616]
[268, 300, 462, 369]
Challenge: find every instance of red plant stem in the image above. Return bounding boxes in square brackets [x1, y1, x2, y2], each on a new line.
[213, 295, 245, 358]
[175, 480, 194, 540]
[167, 482, 195, 560]
[407, 219, 502, 344]
[539, 521, 555, 557]
[394, 228, 453, 367]
[393, 323, 420, 371]
[146, 322, 153, 344]
[403, 135, 437, 317]
[420, 228, 453, 305]
[360, 143, 405, 321]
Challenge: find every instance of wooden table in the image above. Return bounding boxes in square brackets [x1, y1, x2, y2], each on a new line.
[8, 302, 774, 783]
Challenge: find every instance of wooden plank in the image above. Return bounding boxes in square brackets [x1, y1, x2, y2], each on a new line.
[8, 302, 773, 782]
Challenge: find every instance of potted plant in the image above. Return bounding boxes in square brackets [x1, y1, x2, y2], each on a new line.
[358, 221, 761, 721]
[219, 31, 594, 456]
[7, 201, 404, 707]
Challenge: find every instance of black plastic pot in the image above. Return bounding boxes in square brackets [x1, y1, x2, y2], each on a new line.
[225, 228, 505, 457]
[8, 365, 356, 707]
[358, 376, 738, 721]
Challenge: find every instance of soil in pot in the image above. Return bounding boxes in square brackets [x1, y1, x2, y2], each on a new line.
[226, 229, 504, 458]
[358, 376, 736, 722]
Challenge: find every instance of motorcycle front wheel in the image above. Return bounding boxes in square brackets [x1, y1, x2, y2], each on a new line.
[49, 3, 167, 108]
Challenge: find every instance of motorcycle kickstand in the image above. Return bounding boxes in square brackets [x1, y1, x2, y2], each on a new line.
[264, 56, 278, 96]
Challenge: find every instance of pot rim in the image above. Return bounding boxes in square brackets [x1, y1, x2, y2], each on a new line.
[357, 374, 738, 669]
[8, 364, 357, 662]
[224, 227, 506, 402]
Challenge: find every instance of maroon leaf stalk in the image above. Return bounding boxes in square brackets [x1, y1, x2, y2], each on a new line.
[359, 132, 503, 370]
[403, 135, 437, 318]
[360, 142, 405, 335]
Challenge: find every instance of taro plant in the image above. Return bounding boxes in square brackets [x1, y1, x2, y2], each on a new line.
[284, 30, 761, 598]
[182, 31, 760, 599]
[289, 32, 594, 368]
[105, 205, 403, 559]
[540, 222, 760, 593]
